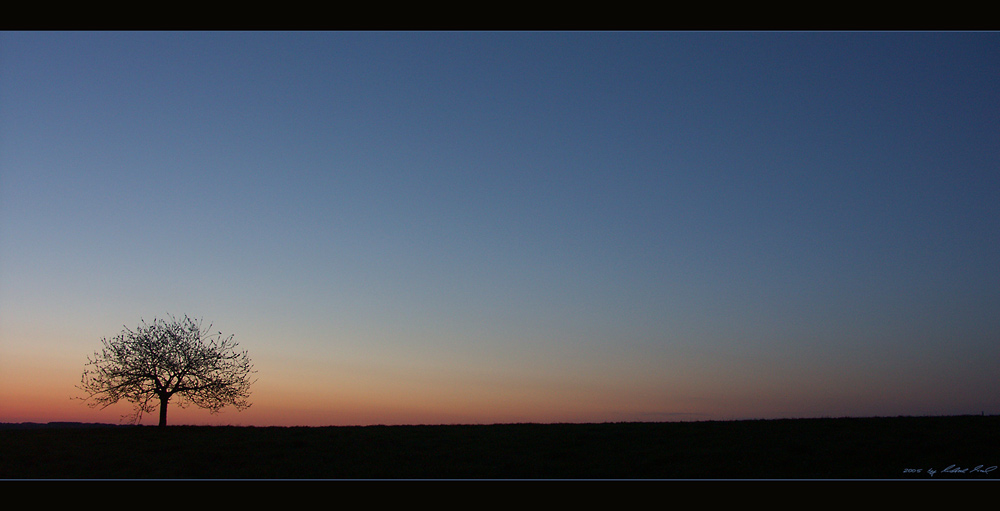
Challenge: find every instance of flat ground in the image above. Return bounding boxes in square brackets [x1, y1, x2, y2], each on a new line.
[2, 415, 997, 479]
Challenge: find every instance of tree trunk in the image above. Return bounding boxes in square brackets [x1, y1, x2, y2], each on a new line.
[158, 394, 169, 427]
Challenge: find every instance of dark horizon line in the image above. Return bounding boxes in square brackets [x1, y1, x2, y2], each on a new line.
[2, 412, 995, 429]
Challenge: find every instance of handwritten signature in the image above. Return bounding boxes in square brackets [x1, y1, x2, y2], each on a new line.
[903, 465, 997, 477]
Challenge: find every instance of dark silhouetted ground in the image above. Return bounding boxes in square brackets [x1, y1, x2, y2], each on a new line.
[2, 415, 997, 479]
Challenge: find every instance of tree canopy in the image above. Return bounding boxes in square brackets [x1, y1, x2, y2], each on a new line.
[79, 315, 255, 426]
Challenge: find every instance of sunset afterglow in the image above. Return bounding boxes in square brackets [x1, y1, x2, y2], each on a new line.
[2, 31, 997, 426]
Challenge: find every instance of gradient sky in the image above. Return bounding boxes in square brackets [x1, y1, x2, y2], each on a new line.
[2, 31, 998, 426]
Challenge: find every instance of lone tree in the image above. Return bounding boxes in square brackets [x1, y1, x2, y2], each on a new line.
[79, 315, 255, 427]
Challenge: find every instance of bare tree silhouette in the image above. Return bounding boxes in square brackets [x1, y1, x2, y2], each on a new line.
[78, 315, 255, 426]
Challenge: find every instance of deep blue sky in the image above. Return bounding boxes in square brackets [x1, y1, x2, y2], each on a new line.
[2, 31, 998, 425]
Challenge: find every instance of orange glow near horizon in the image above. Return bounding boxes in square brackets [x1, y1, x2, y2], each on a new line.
[1, 305, 995, 427]
[5, 345, 989, 427]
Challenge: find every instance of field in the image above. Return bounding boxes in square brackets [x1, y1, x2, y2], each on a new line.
[2, 415, 997, 479]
